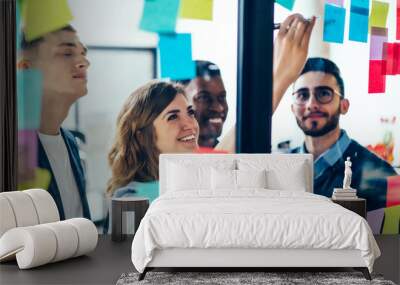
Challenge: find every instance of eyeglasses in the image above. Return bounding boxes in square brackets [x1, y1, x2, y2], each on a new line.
[292, 86, 343, 105]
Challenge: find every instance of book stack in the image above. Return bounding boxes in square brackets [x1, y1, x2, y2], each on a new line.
[332, 188, 358, 200]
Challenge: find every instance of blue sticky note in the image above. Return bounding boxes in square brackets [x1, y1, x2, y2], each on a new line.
[275, 0, 295, 10]
[139, 0, 180, 33]
[17, 69, 43, 130]
[323, 4, 346, 43]
[349, 0, 369, 42]
[158, 33, 195, 80]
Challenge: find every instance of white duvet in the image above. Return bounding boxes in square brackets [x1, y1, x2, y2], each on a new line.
[131, 190, 380, 273]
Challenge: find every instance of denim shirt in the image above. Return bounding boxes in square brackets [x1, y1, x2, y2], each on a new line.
[298, 130, 351, 179]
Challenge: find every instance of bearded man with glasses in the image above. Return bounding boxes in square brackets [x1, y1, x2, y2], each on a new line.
[290, 57, 396, 215]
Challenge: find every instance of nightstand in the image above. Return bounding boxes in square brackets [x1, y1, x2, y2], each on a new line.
[111, 197, 149, 242]
[331, 198, 366, 218]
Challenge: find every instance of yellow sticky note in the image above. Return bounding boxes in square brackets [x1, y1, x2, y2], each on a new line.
[24, 0, 73, 41]
[382, 205, 400, 234]
[179, 0, 213, 20]
[18, 168, 51, 191]
[370, 0, 389, 28]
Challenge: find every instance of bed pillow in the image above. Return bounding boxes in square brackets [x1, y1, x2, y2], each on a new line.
[166, 159, 236, 192]
[266, 164, 307, 191]
[236, 169, 267, 189]
[211, 168, 236, 190]
[211, 169, 268, 190]
[167, 162, 211, 191]
[237, 158, 309, 191]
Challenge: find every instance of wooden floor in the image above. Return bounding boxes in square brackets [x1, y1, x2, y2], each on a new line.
[0, 235, 398, 285]
[374, 235, 400, 284]
[0, 235, 134, 285]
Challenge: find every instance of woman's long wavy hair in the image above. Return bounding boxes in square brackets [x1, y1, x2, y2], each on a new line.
[107, 80, 186, 196]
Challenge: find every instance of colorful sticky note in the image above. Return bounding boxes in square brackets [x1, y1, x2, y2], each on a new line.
[382, 205, 400, 234]
[17, 130, 38, 183]
[370, 27, 388, 60]
[368, 60, 386, 93]
[349, 0, 369, 42]
[140, 0, 180, 33]
[158, 33, 196, 80]
[383, 43, 398, 75]
[396, 43, 400, 74]
[323, 4, 346, 43]
[370, 0, 389, 28]
[387, 176, 400, 207]
[17, 168, 51, 191]
[367, 208, 385, 234]
[275, 0, 295, 10]
[17, 69, 43, 130]
[326, 0, 344, 6]
[179, 0, 213, 20]
[24, 0, 73, 41]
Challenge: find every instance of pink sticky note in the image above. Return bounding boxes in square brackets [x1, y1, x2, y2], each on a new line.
[387, 176, 400, 207]
[368, 60, 386, 93]
[384, 43, 398, 75]
[367, 208, 385, 234]
[395, 43, 400, 75]
[18, 130, 38, 182]
[370, 27, 388, 60]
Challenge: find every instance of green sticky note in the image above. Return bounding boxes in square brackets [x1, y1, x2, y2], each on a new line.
[24, 0, 73, 41]
[275, 0, 295, 10]
[17, 69, 43, 130]
[370, 0, 389, 28]
[18, 168, 51, 191]
[382, 205, 400, 234]
[179, 0, 213, 20]
[140, 0, 180, 33]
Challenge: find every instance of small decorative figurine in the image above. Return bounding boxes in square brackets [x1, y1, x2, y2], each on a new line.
[342, 157, 352, 190]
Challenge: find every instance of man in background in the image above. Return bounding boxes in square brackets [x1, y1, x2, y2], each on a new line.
[20, 25, 91, 220]
[290, 57, 396, 211]
[179, 60, 228, 148]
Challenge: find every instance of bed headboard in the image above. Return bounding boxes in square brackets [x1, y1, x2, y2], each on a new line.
[159, 153, 314, 195]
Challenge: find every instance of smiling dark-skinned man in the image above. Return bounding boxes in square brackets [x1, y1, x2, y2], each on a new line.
[178, 61, 228, 148]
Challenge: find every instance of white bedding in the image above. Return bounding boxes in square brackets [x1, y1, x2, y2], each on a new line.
[131, 190, 380, 273]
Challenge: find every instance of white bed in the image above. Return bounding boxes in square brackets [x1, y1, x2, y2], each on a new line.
[131, 154, 380, 280]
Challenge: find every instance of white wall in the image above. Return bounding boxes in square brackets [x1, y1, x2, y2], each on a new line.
[273, 0, 400, 167]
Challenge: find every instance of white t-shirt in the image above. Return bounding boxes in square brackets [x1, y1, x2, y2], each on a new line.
[38, 131, 83, 219]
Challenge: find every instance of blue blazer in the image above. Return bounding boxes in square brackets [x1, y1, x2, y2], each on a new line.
[38, 128, 91, 220]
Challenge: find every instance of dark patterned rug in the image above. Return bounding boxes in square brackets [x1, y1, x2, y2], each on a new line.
[116, 271, 396, 285]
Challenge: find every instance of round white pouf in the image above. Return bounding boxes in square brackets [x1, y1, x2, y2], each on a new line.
[24, 189, 60, 223]
[0, 192, 39, 227]
[0, 196, 17, 237]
